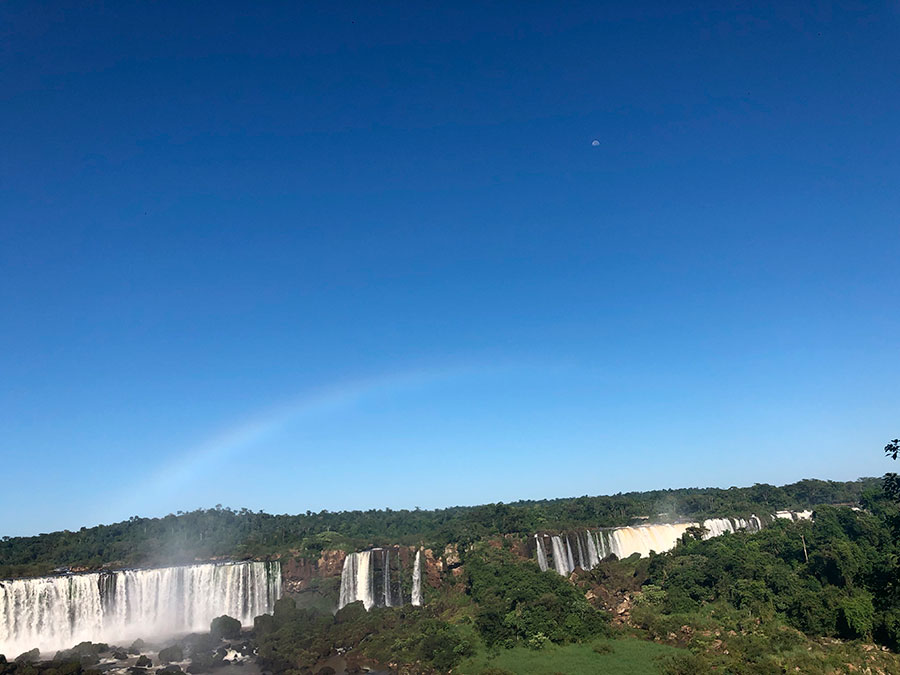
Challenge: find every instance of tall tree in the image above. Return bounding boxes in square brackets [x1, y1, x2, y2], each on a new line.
[883, 439, 900, 502]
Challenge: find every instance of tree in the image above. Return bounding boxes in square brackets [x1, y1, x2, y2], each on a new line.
[884, 439, 900, 502]
[886, 439, 900, 461]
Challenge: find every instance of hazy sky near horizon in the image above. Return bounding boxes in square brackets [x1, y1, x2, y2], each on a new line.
[2, 2, 899, 537]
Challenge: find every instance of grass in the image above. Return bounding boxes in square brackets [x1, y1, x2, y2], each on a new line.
[456, 638, 686, 675]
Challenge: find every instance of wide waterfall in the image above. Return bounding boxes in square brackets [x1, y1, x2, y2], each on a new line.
[411, 550, 423, 607]
[0, 561, 281, 658]
[535, 516, 765, 575]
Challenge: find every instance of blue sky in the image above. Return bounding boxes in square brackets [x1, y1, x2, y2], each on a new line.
[1, 2, 898, 537]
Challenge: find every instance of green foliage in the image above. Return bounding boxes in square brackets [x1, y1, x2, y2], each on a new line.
[640, 505, 900, 650]
[457, 639, 684, 675]
[466, 547, 609, 648]
[837, 590, 874, 640]
[634, 584, 667, 608]
[659, 651, 711, 675]
[254, 595, 474, 673]
[0, 478, 878, 578]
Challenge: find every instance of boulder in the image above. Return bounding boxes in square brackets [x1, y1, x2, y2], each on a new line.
[136, 656, 153, 668]
[158, 646, 183, 665]
[113, 652, 129, 661]
[129, 640, 146, 655]
[73, 643, 107, 657]
[183, 634, 216, 658]
[15, 649, 40, 663]
[209, 616, 241, 641]
[156, 666, 185, 675]
[55, 660, 82, 675]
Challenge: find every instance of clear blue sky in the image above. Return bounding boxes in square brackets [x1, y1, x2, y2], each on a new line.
[2, 2, 898, 537]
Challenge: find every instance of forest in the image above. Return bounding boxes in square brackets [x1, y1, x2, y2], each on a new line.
[0, 477, 878, 579]
[3, 461, 900, 673]
[228, 453, 900, 673]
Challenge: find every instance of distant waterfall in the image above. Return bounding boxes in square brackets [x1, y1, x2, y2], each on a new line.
[549, 536, 570, 576]
[411, 550, 423, 607]
[775, 510, 812, 521]
[535, 516, 767, 575]
[535, 536, 549, 572]
[0, 561, 281, 657]
[339, 549, 409, 611]
[339, 550, 374, 610]
[702, 517, 762, 539]
[383, 550, 393, 608]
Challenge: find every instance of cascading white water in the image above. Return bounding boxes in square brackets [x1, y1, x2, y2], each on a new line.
[382, 550, 393, 608]
[775, 510, 813, 521]
[604, 523, 693, 559]
[411, 550, 423, 607]
[535, 536, 549, 572]
[702, 517, 759, 539]
[0, 561, 281, 658]
[584, 530, 600, 569]
[339, 550, 375, 610]
[537, 515, 767, 575]
[340, 549, 421, 610]
[549, 536, 570, 575]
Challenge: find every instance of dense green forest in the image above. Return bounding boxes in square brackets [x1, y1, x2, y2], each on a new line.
[230, 454, 900, 673]
[246, 488, 900, 674]
[0, 477, 878, 579]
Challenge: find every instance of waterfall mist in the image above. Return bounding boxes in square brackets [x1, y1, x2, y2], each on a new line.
[0, 561, 281, 657]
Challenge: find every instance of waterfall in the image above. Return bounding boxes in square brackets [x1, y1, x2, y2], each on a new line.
[535, 536, 549, 572]
[0, 561, 280, 657]
[537, 515, 768, 575]
[549, 536, 571, 575]
[411, 550, 423, 606]
[341, 549, 422, 611]
[382, 550, 392, 608]
[605, 523, 693, 559]
[584, 530, 600, 569]
[775, 510, 813, 521]
[339, 550, 375, 610]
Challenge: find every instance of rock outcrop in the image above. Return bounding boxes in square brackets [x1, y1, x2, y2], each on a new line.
[280, 550, 347, 592]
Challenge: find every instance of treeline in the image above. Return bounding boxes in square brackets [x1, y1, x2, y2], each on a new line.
[0, 477, 878, 579]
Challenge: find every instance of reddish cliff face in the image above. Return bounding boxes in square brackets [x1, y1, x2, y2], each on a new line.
[280, 549, 347, 592]
[422, 549, 442, 588]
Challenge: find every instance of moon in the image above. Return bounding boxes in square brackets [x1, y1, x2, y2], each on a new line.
[591, 140, 600, 146]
